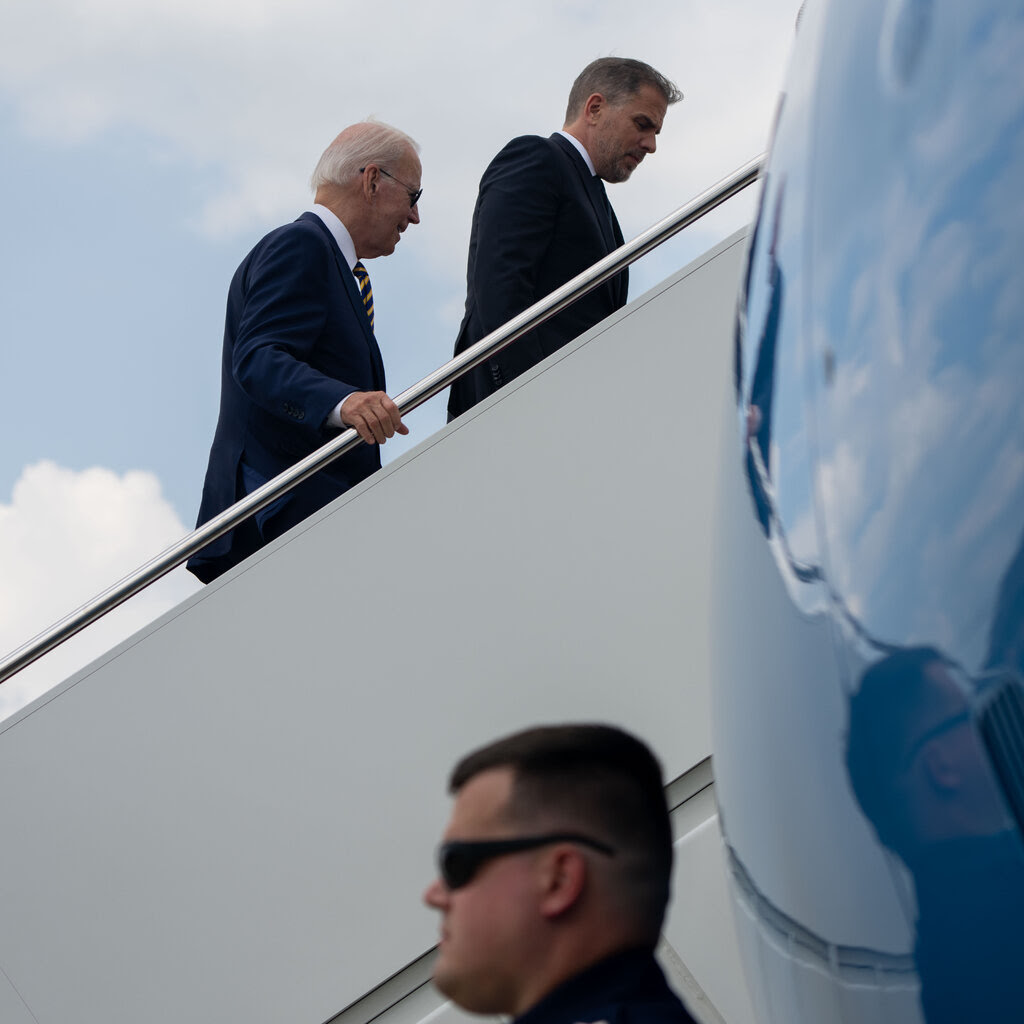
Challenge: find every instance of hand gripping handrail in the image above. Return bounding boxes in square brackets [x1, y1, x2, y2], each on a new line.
[0, 154, 763, 686]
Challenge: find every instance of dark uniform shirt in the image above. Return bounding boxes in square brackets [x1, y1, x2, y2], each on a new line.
[513, 948, 698, 1024]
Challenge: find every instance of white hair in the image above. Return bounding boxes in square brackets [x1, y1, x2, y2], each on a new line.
[310, 119, 420, 192]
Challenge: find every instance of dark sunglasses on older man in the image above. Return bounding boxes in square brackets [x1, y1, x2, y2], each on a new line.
[359, 166, 423, 208]
[437, 833, 616, 890]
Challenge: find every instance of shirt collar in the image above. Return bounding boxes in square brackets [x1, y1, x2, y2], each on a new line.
[309, 204, 357, 269]
[557, 130, 597, 176]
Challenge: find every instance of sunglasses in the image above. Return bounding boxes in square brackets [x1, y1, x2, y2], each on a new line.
[360, 166, 423, 208]
[437, 833, 615, 890]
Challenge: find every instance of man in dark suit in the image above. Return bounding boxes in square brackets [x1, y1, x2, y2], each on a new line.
[447, 58, 681, 419]
[423, 723, 698, 1024]
[188, 121, 421, 583]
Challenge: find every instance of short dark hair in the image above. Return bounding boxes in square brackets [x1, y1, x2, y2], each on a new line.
[565, 57, 682, 122]
[450, 723, 673, 941]
[845, 646, 951, 856]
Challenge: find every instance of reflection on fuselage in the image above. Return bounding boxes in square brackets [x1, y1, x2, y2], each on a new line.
[712, 1, 1024, 1022]
[846, 648, 1024, 1023]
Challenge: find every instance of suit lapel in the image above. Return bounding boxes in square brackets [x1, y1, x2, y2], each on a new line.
[549, 134, 617, 251]
[548, 135, 628, 307]
[300, 213, 387, 390]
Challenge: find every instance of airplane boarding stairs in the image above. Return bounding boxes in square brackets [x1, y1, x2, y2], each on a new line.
[0, 231, 756, 1024]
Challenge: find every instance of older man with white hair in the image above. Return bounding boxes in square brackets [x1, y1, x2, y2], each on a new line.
[189, 120, 421, 583]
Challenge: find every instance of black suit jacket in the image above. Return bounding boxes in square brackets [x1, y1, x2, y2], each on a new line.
[513, 948, 697, 1024]
[447, 133, 627, 419]
[188, 212, 385, 583]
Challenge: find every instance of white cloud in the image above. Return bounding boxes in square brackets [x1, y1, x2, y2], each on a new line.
[0, 461, 201, 722]
[0, 0, 801, 247]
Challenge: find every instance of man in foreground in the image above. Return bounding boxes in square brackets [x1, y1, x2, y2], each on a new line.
[188, 121, 421, 583]
[447, 58, 681, 419]
[423, 723, 697, 1024]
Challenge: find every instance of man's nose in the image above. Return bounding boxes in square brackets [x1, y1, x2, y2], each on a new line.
[423, 876, 447, 907]
[643, 133, 657, 154]
[408, 202, 421, 225]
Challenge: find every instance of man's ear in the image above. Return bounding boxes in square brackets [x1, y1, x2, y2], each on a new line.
[922, 741, 961, 792]
[362, 164, 380, 198]
[584, 92, 606, 125]
[538, 847, 587, 919]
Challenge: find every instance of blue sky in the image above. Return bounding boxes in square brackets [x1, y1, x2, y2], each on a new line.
[0, 0, 801, 716]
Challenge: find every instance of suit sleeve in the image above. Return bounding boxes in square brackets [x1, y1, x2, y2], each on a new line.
[231, 225, 357, 437]
[469, 137, 563, 374]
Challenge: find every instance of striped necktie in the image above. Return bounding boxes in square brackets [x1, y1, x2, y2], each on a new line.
[352, 261, 374, 330]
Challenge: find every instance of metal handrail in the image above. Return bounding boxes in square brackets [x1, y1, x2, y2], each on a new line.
[0, 154, 763, 686]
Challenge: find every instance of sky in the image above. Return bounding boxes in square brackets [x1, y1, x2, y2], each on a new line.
[0, 0, 802, 719]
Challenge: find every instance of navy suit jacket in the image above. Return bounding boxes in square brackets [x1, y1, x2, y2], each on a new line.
[188, 212, 385, 583]
[447, 133, 627, 419]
